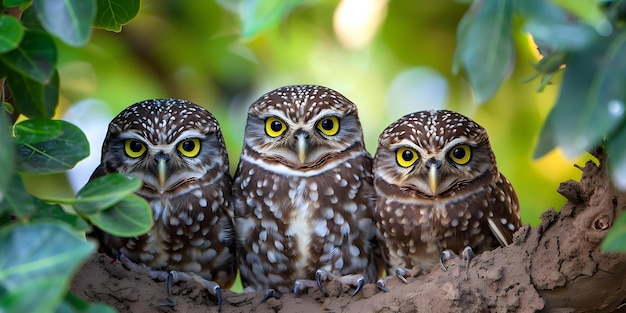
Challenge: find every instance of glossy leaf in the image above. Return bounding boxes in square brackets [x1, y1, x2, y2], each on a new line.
[86, 194, 152, 237]
[14, 119, 89, 173]
[518, 0, 597, 51]
[3, 0, 29, 6]
[601, 208, 626, 251]
[32, 0, 96, 47]
[0, 174, 41, 220]
[74, 173, 142, 214]
[534, 32, 626, 159]
[552, 0, 611, 36]
[0, 112, 13, 197]
[0, 222, 95, 313]
[0, 30, 56, 83]
[0, 15, 24, 53]
[94, 0, 140, 32]
[455, 0, 515, 103]
[240, 0, 303, 38]
[7, 69, 59, 119]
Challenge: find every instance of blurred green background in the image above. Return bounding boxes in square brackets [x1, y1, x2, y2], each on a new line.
[25, 0, 584, 229]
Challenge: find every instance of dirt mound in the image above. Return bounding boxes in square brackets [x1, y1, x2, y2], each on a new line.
[70, 151, 626, 312]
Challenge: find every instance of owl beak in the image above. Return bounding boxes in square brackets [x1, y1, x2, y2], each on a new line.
[155, 153, 169, 187]
[429, 165, 439, 194]
[295, 131, 308, 163]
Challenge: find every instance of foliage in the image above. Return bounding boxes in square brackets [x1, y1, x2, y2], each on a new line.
[453, 0, 626, 250]
[0, 1, 147, 312]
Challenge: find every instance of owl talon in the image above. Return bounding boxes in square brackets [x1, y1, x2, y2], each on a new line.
[214, 285, 222, 313]
[376, 280, 390, 292]
[439, 250, 455, 271]
[351, 276, 365, 296]
[261, 289, 279, 302]
[462, 246, 473, 268]
[315, 270, 325, 294]
[395, 268, 410, 284]
[167, 270, 223, 311]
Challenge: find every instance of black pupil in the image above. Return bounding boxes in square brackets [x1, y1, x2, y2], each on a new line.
[129, 141, 143, 152]
[271, 120, 283, 132]
[182, 140, 195, 152]
[402, 150, 414, 161]
[321, 118, 334, 130]
[453, 147, 466, 159]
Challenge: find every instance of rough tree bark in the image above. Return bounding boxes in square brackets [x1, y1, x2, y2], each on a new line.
[70, 150, 626, 312]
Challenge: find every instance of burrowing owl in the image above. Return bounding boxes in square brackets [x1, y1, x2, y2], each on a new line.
[90, 98, 236, 309]
[232, 85, 381, 297]
[373, 110, 521, 290]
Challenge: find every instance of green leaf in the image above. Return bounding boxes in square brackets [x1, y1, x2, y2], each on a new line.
[86, 194, 152, 237]
[14, 119, 89, 173]
[7, 69, 59, 119]
[601, 209, 626, 251]
[240, 0, 303, 38]
[94, 0, 140, 32]
[32, 0, 96, 47]
[74, 173, 142, 214]
[607, 122, 626, 190]
[518, 0, 597, 51]
[56, 292, 116, 313]
[3, 0, 29, 7]
[0, 112, 14, 197]
[0, 174, 42, 220]
[0, 30, 57, 83]
[552, 0, 612, 36]
[534, 31, 626, 159]
[0, 15, 24, 53]
[455, 0, 515, 103]
[0, 222, 96, 313]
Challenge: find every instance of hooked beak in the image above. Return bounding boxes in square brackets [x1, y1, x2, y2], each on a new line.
[155, 153, 169, 188]
[429, 165, 438, 194]
[296, 132, 308, 164]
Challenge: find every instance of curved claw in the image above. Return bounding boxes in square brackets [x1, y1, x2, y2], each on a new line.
[167, 271, 176, 295]
[212, 285, 222, 312]
[350, 276, 365, 297]
[293, 281, 301, 298]
[395, 268, 409, 284]
[462, 246, 473, 268]
[262, 289, 278, 302]
[439, 250, 452, 272]
[315, 270, 325, 294]
[376, 280, 390, 292]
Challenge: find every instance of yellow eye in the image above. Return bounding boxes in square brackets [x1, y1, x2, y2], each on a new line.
[124, 139, 146, 158]
[396, 147, 419, 168]
[449, 144, 471, 165]
[316, 116, 340, 136]
[177, 138, 201, 157]
[265, 117, 287, 137]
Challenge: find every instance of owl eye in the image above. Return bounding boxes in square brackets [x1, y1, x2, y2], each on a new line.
[178, 138, 201, 157]
[316, 116, 340, 136]
[265, 117, 287, 137]
[124, 139, 147, 158]
[449, 144, 471, 165]
[396, 147, 419, 167]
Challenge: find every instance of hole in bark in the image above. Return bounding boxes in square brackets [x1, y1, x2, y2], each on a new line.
[593, 214, 611, 230]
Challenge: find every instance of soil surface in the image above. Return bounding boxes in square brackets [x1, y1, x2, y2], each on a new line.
[70, 151, 626, 312]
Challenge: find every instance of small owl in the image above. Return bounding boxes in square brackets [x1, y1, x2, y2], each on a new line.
[373, 110, 521, 289]
[233, 85, 380, 297]
[90, 99, 236, 309]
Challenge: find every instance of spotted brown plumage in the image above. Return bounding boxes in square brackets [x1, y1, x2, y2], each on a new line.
[233, 85, 381, 297]
[373, 110, 521, 289]
[90, 98, 236, 310]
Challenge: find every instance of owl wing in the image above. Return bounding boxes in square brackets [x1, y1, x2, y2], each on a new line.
[486, 173, 521, 247]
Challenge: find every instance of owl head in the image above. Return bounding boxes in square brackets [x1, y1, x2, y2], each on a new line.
[97, 98, 229, 194]
[242, 85, 366, 169]
[374, 110, 497, 198]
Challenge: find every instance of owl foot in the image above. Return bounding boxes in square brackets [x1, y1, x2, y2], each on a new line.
[260, 289, 280, 302]
[168, 270, 223, 312]
[439, 246, 474, 271]
[294, 269, 365, 298]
